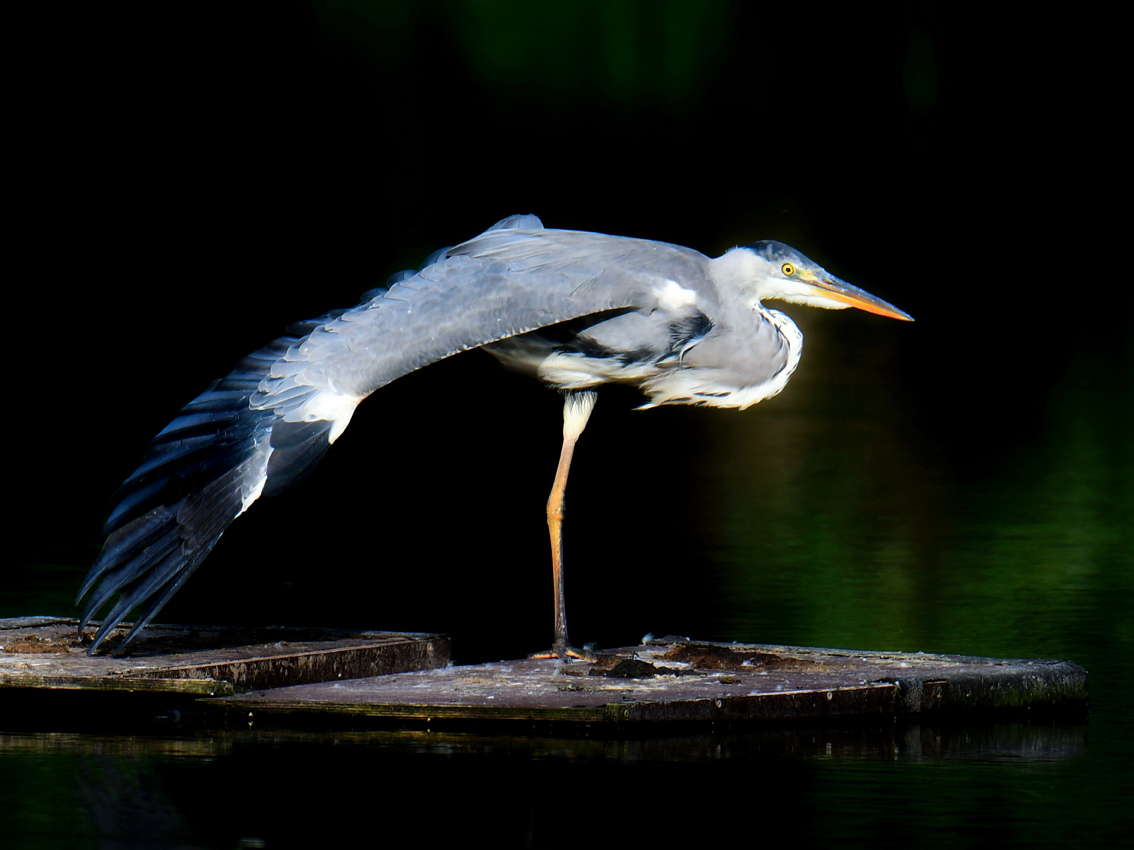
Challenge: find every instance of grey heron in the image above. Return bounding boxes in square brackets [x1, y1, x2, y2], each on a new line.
[77, 214, 912, 657]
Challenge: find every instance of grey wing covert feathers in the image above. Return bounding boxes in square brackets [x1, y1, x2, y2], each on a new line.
[77, 214, 715, 654]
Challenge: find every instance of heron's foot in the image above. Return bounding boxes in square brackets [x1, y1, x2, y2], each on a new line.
[528, 641, 598, 662]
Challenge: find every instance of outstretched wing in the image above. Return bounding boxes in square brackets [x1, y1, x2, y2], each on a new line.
[78, 214, 711, 653]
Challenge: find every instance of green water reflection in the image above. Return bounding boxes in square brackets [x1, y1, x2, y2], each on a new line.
[0, 718, 1120, 849]
[698, 318, 1131, 668]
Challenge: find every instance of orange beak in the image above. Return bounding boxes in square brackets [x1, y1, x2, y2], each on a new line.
[803, 271, 914, 321]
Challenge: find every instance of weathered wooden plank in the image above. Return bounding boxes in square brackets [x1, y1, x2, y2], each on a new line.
[219, 682, 899, 727]
[0, 617, 450, 695]
[2, 674, 233, 696]
[210, 638, 1087, 730]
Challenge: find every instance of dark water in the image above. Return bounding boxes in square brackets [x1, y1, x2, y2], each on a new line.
[0, 718, 1117, 849]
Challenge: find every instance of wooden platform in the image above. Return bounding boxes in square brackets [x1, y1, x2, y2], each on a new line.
[1, 620, 1086, 733]
[212, 637, 1088, 730]
[0, 616, 450, 695]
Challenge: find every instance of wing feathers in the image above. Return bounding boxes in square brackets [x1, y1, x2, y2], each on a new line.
[90, 545, 197, 651]
[79, 507, 183, 604]
[261, 420, 334, 496]
[84, 529, 182, 620]
[78, 346, 278, 652]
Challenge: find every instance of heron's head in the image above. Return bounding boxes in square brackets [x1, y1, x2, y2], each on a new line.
[717, 240, 913, 321]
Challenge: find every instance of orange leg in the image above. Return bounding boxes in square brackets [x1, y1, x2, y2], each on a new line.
[538, 390, 597, 661]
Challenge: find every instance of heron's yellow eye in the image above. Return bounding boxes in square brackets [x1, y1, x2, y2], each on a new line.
[781, 262, 795, 276]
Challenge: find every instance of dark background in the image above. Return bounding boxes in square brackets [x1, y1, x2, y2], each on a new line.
[9, 2, 1127, 662]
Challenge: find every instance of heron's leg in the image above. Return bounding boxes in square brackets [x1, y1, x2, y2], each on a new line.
[543, 390, 597, 660]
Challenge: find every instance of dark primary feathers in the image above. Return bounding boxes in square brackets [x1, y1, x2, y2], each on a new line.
[78, 214, 732, 654]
